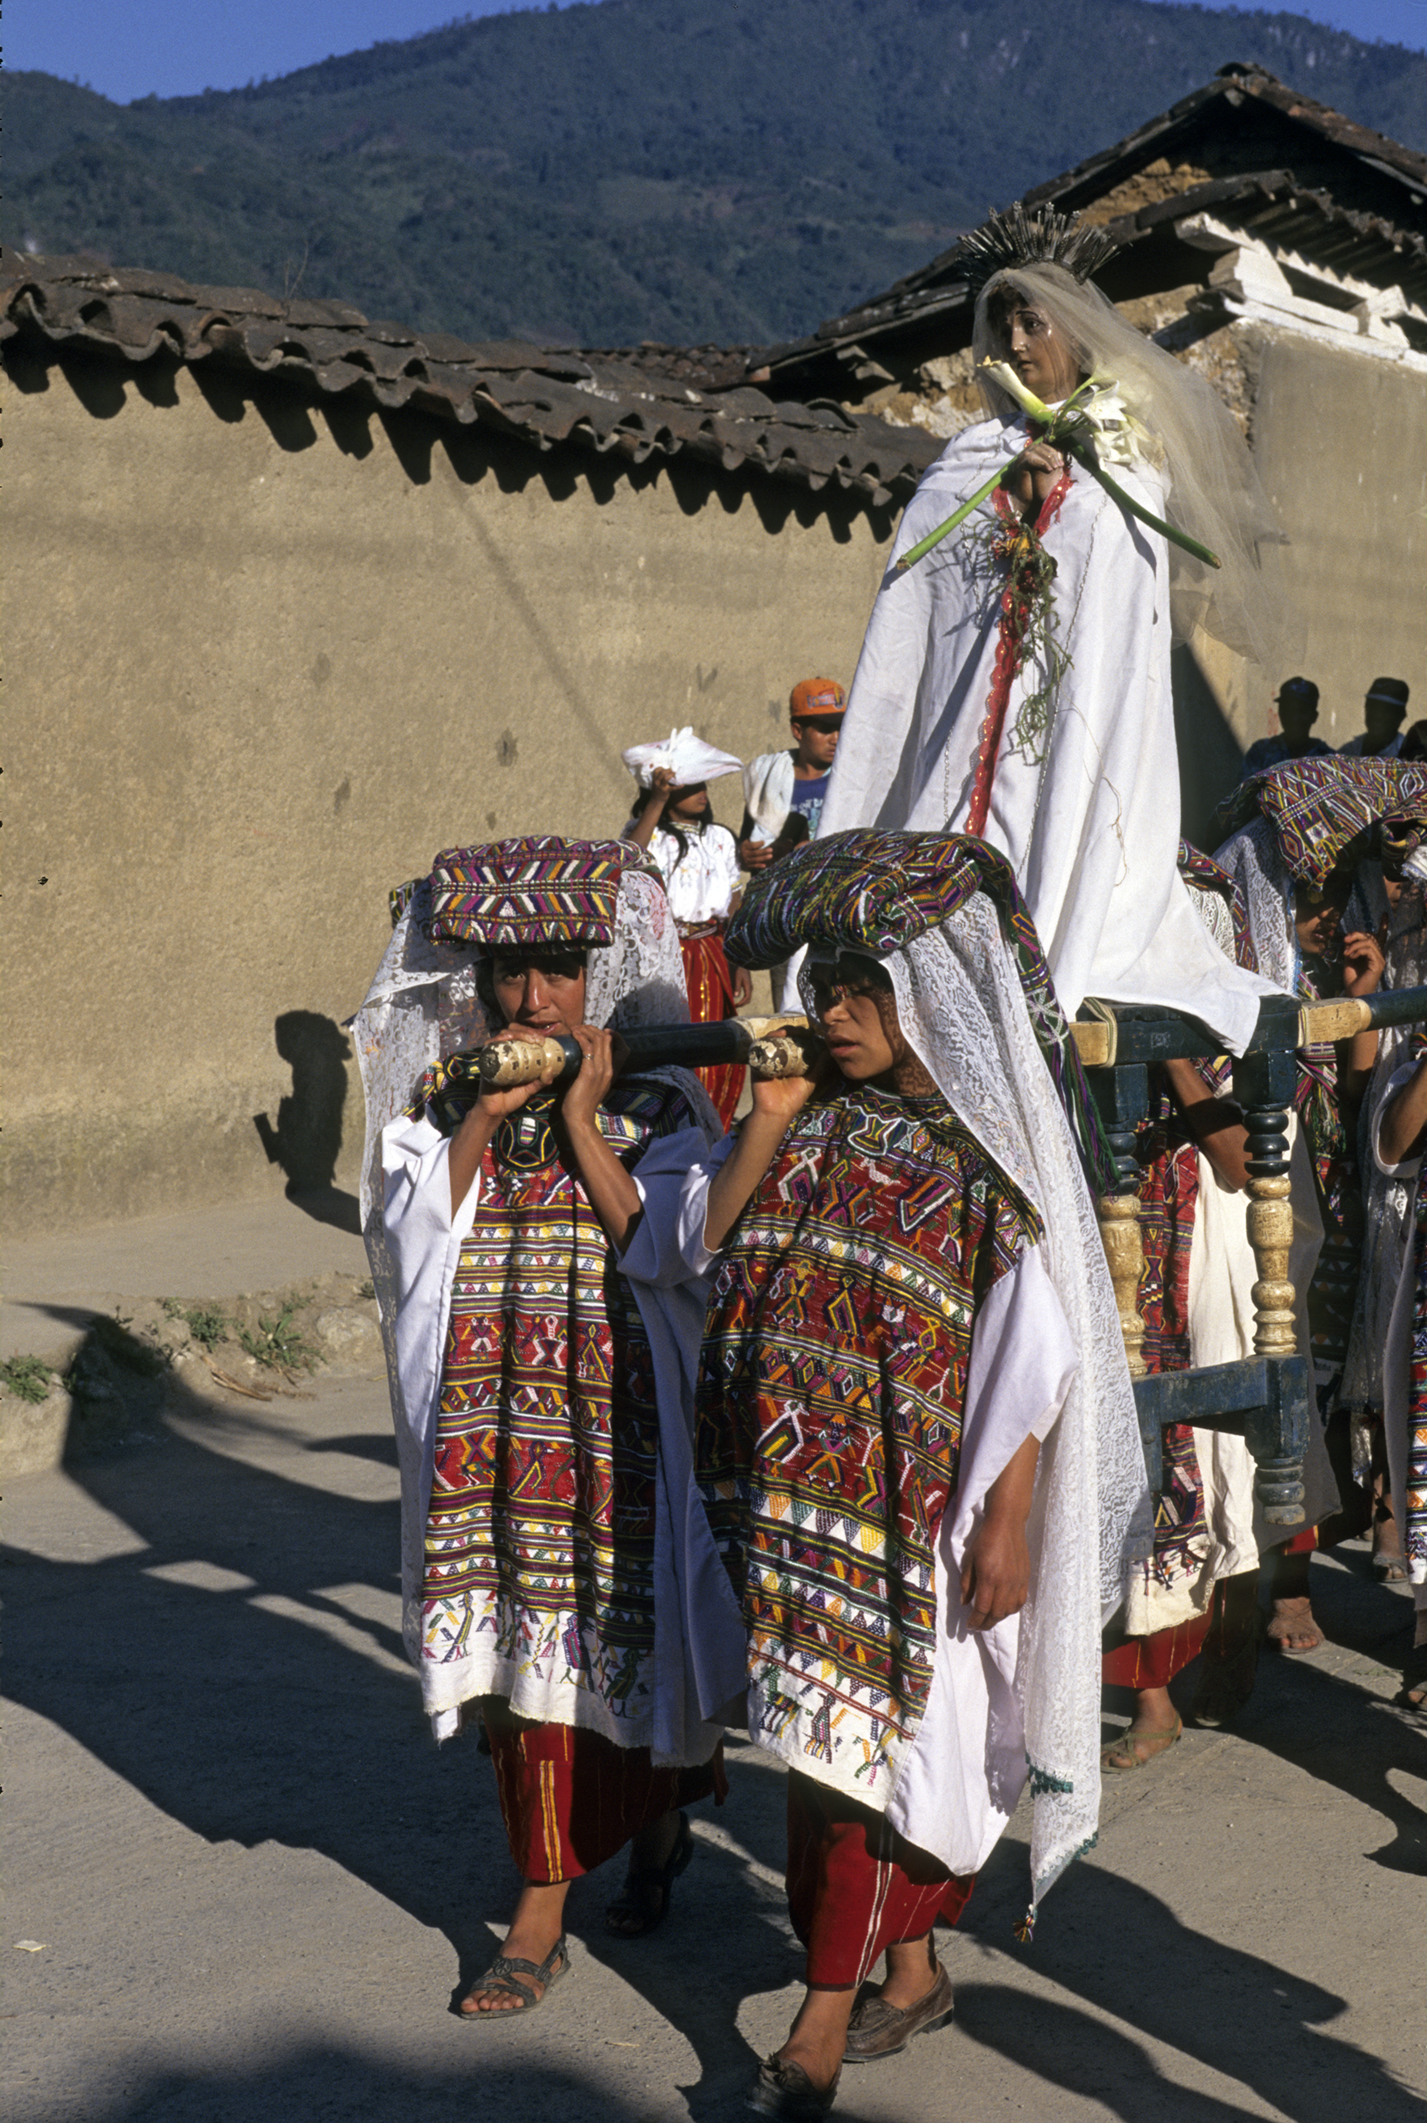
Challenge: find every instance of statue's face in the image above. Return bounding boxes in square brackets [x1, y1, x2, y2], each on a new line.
[989, 292, 1082, 404]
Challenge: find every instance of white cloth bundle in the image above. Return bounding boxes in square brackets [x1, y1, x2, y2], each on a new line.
[621, 726, 743, 788]
[741, 749, 797, 843]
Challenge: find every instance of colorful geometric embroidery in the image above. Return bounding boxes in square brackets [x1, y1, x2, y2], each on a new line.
[420, 1077, 699, 1727]
[725, 827, 1118, 1194]
[1212, 758, 1427, 884]
[1134, 1110, 1208, 1584]
[389, 876, 421, 929]
[696, 1083, 1041, 1799]
[426, 836, 663, 949]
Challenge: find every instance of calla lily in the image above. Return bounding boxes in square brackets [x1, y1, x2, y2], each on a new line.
[895, 362, 1221, 576]
[979, 360, 1055, 424]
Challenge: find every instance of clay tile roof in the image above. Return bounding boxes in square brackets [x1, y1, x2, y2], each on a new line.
[761, 64, 1427, 377]
[1, 247, 935, 512]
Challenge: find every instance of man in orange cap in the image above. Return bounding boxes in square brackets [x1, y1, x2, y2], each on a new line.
[738, 678, 846, 873]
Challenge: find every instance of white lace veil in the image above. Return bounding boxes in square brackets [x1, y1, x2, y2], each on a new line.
[973, 263, 1284, 668]
[1212, 819, 1296, 991]
[353, 857, 708, 1346]
[1213, 816, 1380, 995]
[800, 901, 1151, 1910]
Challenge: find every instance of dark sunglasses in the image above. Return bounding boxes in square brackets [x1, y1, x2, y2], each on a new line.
[793, 714, 845, 735]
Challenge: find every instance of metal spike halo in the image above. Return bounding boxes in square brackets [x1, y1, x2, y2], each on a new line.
[954, 201, 1123, 298]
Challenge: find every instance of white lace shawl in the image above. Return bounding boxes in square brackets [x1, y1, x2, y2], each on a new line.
[865, 902, 1151, 1909]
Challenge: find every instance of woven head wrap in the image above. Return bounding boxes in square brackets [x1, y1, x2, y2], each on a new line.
[1213, 758, 1427, 886]
[425, 834, 646, 949]
[726, 828, 1116, 1192]
[1213, 758, 1427, 995]
[354, 834, 691, 1222]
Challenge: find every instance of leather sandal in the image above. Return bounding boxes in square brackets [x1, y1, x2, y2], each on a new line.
[1102, 1712, 1182, 1771]
[747, 2055, 841, 2119]
[458, 1934, 569, 2017]
[844, 1959, 954, 2062]
[605, 1810, 694, 1937]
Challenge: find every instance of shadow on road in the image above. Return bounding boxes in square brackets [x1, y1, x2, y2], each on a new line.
[8, 1403, 1427, 2122]
[955, 1976, 1424, 2123]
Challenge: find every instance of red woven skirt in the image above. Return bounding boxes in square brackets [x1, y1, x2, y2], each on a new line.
[679, 926, 743, 1130]
[484, 1710, 723, 1883]
[785, 1771, 973, 1989]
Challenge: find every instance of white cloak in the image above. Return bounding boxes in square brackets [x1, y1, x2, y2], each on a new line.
[816, 414, 1276, 1047]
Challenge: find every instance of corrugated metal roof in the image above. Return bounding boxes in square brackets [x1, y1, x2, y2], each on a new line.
[1, 249, 937, 511]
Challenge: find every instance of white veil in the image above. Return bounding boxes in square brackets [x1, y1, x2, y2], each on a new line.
[973, 263, 1285, 668]
[801, 899, 1151, 1909]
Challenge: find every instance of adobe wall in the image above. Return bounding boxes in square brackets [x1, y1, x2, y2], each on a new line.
[1246, 330, 1426, 752]
[5, 347, 890, 1235]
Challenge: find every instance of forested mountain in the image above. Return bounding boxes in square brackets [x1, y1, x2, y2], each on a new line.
[8, 0, 1427, 346]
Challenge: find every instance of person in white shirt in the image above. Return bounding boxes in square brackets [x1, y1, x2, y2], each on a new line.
[623, 726, 752, 1126]
[738, 678, 847, 871]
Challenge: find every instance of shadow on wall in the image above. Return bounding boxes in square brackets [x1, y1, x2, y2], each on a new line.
[12, 342, 885, 553]
[1172, 643, 1245, 853]
[254, 1012, 361, 1234]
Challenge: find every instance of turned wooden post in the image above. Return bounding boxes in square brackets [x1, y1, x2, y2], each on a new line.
[1232, 1046, 1306, 1522]
[1090, 1060, 1150, 1380]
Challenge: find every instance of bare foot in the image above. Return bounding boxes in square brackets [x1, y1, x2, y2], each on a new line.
[1266, 1595, 1324, 1653]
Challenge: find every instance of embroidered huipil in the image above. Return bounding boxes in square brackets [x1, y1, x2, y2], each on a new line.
[696, 1084, 1041, 1807]
[415, 1071, 702, 1743]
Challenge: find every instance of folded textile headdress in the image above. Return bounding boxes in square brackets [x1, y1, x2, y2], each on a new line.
[725, 828, 1118, 1192]
[621, 726, 744, 790]
[1211, 758, 1427, 883]
[954, 200, 1124, 298]
[419, 835, 663, 949]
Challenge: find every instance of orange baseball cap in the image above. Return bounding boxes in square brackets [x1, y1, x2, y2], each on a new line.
[789, 678, 845, 719]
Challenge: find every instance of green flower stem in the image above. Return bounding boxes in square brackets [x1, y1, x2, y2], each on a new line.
[1062, 440, 1222, 570]
[893, 467, 1007, 574]
[895, 430, 1223, 580]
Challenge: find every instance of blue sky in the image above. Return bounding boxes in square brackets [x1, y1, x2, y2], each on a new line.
[11, 0, 1427, 106]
